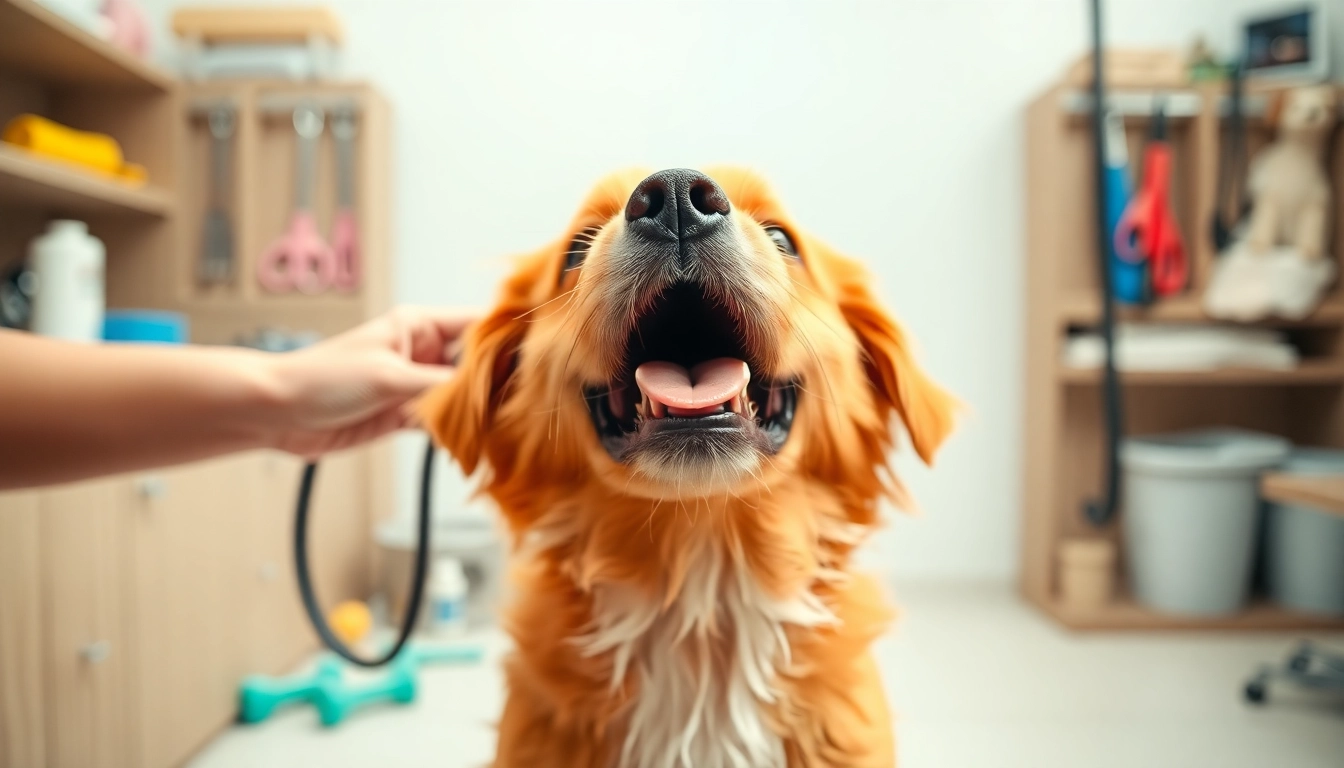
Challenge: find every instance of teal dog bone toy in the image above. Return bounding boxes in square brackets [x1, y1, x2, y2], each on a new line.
[238, 643, 483, 727]
[239, 656, 342, 724]
[312, 658, 416, 727]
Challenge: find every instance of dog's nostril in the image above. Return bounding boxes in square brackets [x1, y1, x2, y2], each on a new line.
[689, 181, 730, 217]
[642, 188, 665, 220]
[626, 176, 670, 222]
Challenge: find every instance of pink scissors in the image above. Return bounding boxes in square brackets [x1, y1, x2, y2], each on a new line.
[258, 106, 336, 294]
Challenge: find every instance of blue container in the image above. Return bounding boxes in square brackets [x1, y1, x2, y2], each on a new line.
[1266, 449, 1344, 616]
[102, 310, 188, 344]
[1103, 112, 1147, 305]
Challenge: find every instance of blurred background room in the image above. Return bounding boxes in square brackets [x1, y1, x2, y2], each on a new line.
[0, 0, 1342, 766]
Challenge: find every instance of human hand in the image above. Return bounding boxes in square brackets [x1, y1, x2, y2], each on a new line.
[263, 307, 477, 458]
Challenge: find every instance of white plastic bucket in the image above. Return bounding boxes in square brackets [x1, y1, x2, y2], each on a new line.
[1266, 449, 1344, 616]
[1122, 430, 1290, 616]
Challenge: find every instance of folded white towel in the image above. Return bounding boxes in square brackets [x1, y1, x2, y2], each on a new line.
[1063, 324, 1298, 371]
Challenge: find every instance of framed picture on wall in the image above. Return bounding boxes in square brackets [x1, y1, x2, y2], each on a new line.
[1242, 2, 1330, 82]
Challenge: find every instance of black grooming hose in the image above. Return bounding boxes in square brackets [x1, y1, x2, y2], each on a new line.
[1084, 0, 1124, 528]
[294, 438, 436, 667]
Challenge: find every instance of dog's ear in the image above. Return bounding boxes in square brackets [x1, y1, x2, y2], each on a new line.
[418, 259, 541, 474]
[825, 247, 957, 465]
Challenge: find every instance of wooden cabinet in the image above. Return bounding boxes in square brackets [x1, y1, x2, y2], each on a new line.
[39, 479, 136, 768]
[0, 491, 45, 768]
[0, 447, 386, 768]
[129, 457, 255, 768]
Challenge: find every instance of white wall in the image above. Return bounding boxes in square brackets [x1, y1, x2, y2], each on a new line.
[142, 0, 1344, 580]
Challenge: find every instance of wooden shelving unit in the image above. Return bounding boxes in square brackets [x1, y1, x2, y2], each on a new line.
[0, 144, 173, 216]
[1021, 77, 1344, 632]
[1261, 473, 1344, 516]
[0, 4, 395, 767]
[0, 0, 173, 91]
[1059, 360, 1344, 386]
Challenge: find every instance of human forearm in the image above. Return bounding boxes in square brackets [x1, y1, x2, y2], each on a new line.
[0, 330, 287, 489]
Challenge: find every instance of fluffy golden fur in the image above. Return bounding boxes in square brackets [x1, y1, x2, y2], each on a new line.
[421, 167, 956, 767]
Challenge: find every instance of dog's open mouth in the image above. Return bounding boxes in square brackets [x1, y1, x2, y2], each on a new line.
[585, 282, 798, 462]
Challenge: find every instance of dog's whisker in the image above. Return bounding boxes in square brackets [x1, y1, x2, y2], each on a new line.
[513, 287, 578, 321]
[786, 280, 851, 343]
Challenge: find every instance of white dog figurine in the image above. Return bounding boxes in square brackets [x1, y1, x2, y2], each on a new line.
[1247, 86, 1336, 260]
[1206, 86, 1337, 321]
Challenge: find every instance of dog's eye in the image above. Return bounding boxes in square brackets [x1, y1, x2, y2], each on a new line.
[765, 226, 798, 259]
[563, 227, 599, 276]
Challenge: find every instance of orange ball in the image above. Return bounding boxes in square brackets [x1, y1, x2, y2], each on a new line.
[328, 600, 373, 645]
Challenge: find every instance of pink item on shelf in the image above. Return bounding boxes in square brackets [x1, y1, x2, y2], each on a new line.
[328, 108, 360, 291]
[258, 105, 335, 294]
[257, 212, 337, 294]
[100, 0, 151, 59]
[329, 210, 359, 291]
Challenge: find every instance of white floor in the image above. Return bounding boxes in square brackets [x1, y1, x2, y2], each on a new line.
[190, 582, 1344, 768]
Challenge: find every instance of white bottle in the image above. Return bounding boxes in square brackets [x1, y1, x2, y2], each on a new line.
[28, 220, 105, 342]
[428, 556, 469, 638]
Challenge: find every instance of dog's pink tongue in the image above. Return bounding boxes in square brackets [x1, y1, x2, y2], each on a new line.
[635, 358, 750, 417]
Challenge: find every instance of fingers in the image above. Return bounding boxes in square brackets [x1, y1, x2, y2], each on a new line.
[390, 306, 482, 365]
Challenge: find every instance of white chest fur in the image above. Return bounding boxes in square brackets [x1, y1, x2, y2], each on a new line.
[577, 540, 834, 768]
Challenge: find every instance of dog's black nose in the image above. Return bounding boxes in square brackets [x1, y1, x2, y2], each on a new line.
[625, 169, 730, 242]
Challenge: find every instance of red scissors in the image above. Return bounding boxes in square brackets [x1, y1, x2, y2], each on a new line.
[1114, 102, 1187, 298]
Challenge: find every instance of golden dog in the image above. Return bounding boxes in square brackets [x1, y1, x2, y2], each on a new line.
[422, 167, 955, 767]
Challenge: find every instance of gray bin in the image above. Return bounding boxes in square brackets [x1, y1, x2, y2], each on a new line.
[1122, 430, 1290, 616]
[1266, 449, 1344, 616]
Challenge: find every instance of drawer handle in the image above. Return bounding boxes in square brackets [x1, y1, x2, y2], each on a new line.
[137, 476, 166, 500]
[80, 641, 111, 664]
[259, 562, 279, 583]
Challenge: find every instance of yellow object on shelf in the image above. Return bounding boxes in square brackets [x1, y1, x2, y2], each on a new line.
[327, 600, 373, 646]
[2, 114, 147, 185]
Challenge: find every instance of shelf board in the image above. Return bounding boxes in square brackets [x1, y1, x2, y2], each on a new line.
[0, 0, 174, 92]
[0, 145, 172, 216]
[1059, 293, 1344, 327]
[1044, 595, 1344, 631]
[1059, 90, 1203, 119]
[1261, 473, 1344, 518]
[1060, 359, 1344, 387]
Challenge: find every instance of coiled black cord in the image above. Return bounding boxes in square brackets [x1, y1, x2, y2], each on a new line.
[294, 438, 435, 667]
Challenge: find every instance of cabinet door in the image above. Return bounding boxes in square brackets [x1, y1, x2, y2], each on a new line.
[40, 479, 137, 768]
[241, 450, 373, 673]
[0, 490, 45, 768]
[238, 453, 310, 677]
[128, 457, 254, 768]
